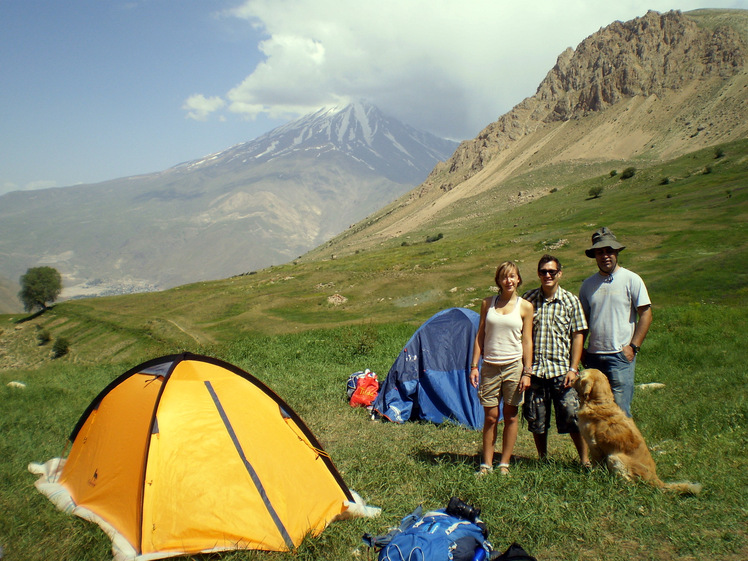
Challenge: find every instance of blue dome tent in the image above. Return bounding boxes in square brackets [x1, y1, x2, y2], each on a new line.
[373, 308, 498, 429]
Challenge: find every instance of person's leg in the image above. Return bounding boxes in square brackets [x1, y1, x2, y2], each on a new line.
[481, 406, 499, 467]
[584, 353, 635, 416]
[552, 375, 589, 464]
[606, 352, 635, 416]
[533, 432, 548, 458]
[477, 362, 502, 470]
[499, 404, 519, 472]
[498, 360, 524, 472]
[523, 376, 551, 458]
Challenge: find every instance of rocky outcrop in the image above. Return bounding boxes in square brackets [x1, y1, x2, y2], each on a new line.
[540, 10, 744, 117]
[430, 10, 747, 191]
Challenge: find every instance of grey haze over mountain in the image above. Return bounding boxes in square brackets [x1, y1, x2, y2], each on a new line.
[0, 101, 457, 311]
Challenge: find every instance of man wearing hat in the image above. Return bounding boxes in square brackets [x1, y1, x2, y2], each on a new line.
[579, 227, 652, 417]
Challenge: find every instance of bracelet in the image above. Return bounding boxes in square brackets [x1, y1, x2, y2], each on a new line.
[471, 364, 478, 369]
[568, 368, 579, 374]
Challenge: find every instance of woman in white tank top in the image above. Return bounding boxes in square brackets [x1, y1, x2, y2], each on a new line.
[470, 261, 534, 476]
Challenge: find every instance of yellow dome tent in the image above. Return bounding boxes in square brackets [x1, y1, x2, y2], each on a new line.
[29, 353, 375, 561]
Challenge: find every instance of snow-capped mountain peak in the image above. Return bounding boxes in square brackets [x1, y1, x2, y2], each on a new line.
[181, 100, 457, 184]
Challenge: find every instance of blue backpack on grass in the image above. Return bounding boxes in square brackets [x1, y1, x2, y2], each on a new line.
[363, 501, 492, 561]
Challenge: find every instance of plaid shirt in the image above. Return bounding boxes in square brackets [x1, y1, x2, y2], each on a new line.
[523, 286, 588, 379]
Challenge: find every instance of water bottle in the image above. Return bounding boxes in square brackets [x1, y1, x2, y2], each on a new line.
[472, 546, 487, 561]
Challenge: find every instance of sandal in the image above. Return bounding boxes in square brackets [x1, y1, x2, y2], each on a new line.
[475, 464, 493, 477]
[498, 463, 511, 475]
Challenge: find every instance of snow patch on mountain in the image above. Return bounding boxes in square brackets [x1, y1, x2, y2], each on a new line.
[176, 100, 458, 184]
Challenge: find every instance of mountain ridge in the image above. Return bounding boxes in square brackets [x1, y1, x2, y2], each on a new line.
[307, 9, 748, 259]
[171, 100, 457, 184]
[2, 9, 746, 313]
[0, 102, 457, 311]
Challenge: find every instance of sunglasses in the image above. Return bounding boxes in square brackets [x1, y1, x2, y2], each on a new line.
[539, 269, 560, 278]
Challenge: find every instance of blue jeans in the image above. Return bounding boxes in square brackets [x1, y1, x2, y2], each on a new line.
[584, 352, 635, 417]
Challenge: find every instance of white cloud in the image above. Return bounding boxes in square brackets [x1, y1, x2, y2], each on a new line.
[24, 180, 58, 191]
[182, 94, 227, 121]
[2, 182, 19, 195]
[207, 0, 746, 139]
[0, 180, 61, 197]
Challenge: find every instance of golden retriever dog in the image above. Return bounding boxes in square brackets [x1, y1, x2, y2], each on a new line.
[574, 369, 701, 495]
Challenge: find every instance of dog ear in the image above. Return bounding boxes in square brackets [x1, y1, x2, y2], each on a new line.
[579, 376, 592, 402]
[584, 384, 593, 401]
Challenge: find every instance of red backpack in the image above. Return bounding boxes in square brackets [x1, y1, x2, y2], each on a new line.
[350, 371, 379, 407]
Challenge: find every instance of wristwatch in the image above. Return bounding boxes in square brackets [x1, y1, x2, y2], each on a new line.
[629, 343, 640, 355]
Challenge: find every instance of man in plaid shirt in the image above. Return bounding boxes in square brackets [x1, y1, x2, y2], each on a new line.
[521, 254, 590, 466]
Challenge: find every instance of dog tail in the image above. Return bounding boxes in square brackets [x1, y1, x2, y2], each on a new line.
[663, 481, 702, 495]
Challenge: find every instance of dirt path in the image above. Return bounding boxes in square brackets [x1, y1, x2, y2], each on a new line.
[167, 320, 202, 345]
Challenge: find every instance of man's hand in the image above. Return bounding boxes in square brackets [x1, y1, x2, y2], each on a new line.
[563, 370, 578, 388]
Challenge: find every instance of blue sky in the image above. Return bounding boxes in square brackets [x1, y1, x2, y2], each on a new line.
[1, 0, 745, 195]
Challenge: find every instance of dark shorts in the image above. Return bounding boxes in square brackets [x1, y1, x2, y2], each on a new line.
[522, 375, 580, 434]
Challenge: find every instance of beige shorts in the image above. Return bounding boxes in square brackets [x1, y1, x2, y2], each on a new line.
[478, 360, 524, 408]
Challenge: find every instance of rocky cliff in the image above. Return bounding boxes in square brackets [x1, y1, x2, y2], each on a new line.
[430, 10, 747, 192]
[307, 9, 748, 260]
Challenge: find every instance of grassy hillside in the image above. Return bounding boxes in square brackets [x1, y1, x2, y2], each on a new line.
[1, 139, 747, 560]
[4, 139, 744, 356]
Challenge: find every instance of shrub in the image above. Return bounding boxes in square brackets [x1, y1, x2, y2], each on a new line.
[37, 329, 51, 345]
[52, 337, 70, 358]
[621, 167, 636, 179]
[715, 147, 725, 159]
[337, 325, 378, 359]
[659, 177, 670, 185]
[588, 185, 603, 199]
[549, 187, 558, 193]
[426, 233, 444, 243]
[609, 170, 618, 177]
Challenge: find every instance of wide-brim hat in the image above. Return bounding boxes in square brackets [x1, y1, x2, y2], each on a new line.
[585, 227, 626, 258]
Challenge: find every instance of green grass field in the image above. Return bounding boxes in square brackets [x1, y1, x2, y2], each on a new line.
[1, 140, 747, 560]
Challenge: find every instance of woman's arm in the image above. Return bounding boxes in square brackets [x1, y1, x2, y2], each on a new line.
[470, 298, 489, 388]
[519, 299, 534, 392]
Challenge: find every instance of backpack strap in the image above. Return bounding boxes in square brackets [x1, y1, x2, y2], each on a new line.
[362, 505, 424, 549]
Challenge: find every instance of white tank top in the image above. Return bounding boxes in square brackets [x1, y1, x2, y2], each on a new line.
[483, 295, 524, 365]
